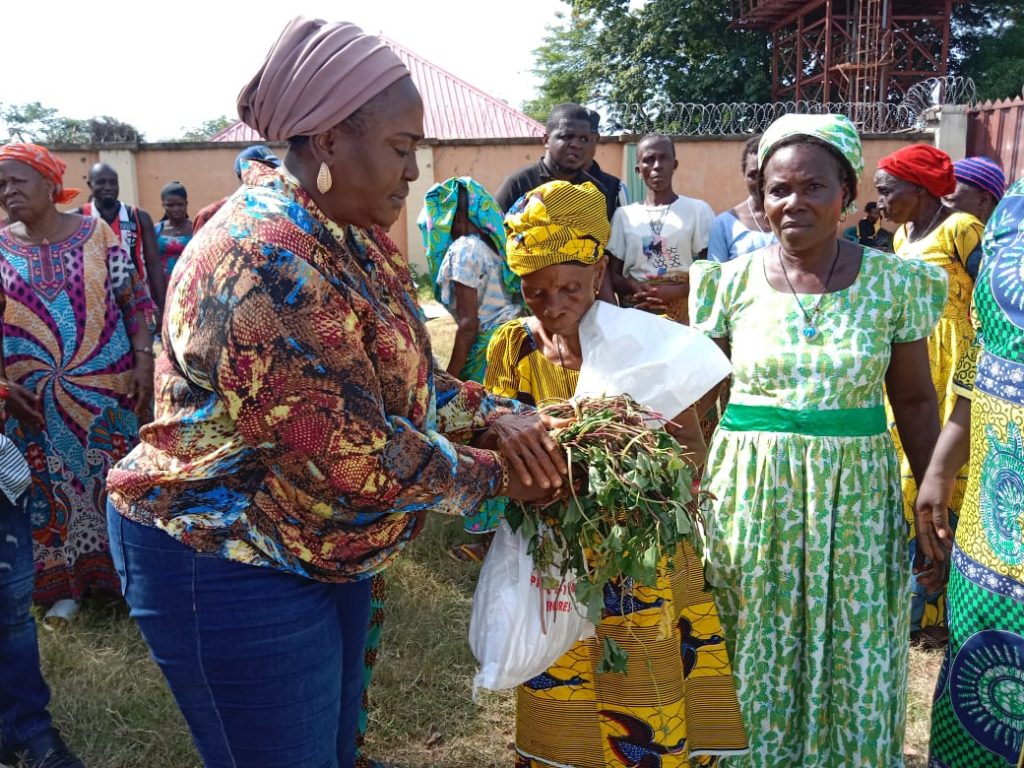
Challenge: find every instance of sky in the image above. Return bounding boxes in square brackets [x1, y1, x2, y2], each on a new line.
[3, 0, 566, 141]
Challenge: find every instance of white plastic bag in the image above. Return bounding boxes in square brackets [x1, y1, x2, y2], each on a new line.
[575, 302, 732, 416]
[469, 521, 594, 690]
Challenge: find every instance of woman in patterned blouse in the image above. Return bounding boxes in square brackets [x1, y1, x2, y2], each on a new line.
[105, 18, 564, 768]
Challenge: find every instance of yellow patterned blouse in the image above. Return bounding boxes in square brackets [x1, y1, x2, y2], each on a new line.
[485, 317, 748, 768]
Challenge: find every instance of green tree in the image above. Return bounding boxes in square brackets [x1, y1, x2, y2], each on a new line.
[525, 0, 771, 129]
[529, 0, 1024, 129]
[0, 102, 141, 144]
[178, 115, 234, 142]
[951, 2, 1024, 101]
[523, 12, 595, 122]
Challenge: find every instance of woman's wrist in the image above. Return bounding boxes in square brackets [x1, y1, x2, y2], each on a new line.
[493, 451, 510, 497]
[922, 461, 958, 489]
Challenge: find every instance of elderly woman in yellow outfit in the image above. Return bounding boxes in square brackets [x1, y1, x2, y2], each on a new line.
[485, 180, 749, 768]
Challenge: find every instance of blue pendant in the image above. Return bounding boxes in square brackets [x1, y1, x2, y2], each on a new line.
[802, 325, 817, 339]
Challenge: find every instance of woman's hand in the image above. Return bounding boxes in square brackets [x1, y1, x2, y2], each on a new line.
[504, 470, 560, 503]
[664, 407, 707, 469]
[913, 469, 956, 592]
[485, 413, 568, 492]
[612, 274, 644, 297]
[633, 280, 688, 312]
[5, 382, 43, 430]
[131, 356, 155, 419]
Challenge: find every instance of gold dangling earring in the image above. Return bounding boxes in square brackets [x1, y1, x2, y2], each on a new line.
[316, 162, 333, 195]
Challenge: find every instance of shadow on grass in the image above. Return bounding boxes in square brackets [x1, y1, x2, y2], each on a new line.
[34, 514, 512, 768]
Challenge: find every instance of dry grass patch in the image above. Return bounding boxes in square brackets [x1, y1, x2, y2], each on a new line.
[33, 546, 947, 768]
[904, 646, 944, 767]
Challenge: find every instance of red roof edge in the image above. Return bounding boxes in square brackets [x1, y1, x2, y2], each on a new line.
[380, 34, 545, 136]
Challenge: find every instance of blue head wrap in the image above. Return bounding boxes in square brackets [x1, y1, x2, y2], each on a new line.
[234, 145, 281, 179]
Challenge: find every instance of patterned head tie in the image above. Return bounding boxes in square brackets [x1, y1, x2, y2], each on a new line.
[417, 177, 518, 303]
[504, 181, 610, 277]
[758, 114, 864, 213]
[877, 144, 957, 198]
[954, 156, 1006, 201]
[0, 142, 81, 204]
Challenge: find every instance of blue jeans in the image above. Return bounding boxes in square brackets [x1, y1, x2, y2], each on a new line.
[0, 493, 54, 749]
[107, 503, 372, 768]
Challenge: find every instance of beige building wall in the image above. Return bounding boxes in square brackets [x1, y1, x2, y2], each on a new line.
[48, 135, 923, 274]
[135, 145, 249, 216]
[50, 149, 101, 211]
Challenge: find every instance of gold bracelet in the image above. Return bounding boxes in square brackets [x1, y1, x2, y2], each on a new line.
[494, 452, 510, 497]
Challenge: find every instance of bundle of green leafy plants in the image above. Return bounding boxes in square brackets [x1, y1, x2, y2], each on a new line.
[504, 395, 703, 670]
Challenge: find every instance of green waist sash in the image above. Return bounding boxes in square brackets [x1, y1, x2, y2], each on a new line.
[720, 403, 886, 437]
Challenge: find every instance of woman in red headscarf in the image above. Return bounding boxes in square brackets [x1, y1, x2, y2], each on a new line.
[0, 143, 155, 620]
[875, 143, 984, 646]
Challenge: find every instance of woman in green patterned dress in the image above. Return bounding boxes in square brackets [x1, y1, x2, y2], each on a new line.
[691, 114, 948, 767]
[915, 179, 1024, 768]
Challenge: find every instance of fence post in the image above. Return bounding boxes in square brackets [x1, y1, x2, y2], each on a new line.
[404, 145, 435, 276]
[97, 147, 140, 207]
[929, 104, 969, 161]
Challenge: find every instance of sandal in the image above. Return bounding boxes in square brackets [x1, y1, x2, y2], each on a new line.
[447, 542, 489, 563]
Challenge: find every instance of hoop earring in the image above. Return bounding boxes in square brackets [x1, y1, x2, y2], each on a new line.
[316, 162, 333, 195]
[839, 211, 848, 222]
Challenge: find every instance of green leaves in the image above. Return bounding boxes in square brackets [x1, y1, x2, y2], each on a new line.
[505, 396, 707, 637]
[598, 637, 629, 675]
[524, 0, 772, 127]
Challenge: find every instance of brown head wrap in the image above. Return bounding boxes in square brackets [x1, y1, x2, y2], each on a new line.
[237, 17, 410, 142]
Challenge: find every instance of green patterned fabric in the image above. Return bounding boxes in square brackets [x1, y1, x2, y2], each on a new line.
[928, 178, 1024, 768]
[758, 113, 864, 210]
[691, 246, 947, 767]
[417, 176, 519, 304]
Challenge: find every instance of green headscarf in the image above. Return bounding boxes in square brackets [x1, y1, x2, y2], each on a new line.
[758, 114, 864, 211]
[417, 177, 520, 304]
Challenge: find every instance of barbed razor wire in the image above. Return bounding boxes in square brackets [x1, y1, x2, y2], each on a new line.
[609, 75, 977, 135]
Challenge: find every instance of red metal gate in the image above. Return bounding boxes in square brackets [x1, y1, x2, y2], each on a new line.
[968, 97, 1024, 186]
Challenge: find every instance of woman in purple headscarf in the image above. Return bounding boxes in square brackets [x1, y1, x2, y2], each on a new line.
[946, 155, 1006, 224]
[105, 17, 567, 768]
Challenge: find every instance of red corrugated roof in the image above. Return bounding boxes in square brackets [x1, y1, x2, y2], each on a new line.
[211, 36, 544, 142]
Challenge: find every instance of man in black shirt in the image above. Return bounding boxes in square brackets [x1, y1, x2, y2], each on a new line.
[585, 109, 628, 209]
[494, 103, 620, 222]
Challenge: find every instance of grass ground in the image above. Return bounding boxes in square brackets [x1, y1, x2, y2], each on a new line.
[27, 314, 944, 767]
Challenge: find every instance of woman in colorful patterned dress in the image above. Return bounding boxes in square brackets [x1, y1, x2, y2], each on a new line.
[693, 114, 947, 767]
[154, 181, 192, 285]
[105, 19, 565, 768]
[418, 177, 525, 558]
[418, 176, 523, 382]
[875, 144, 985, 644]
[487, 180, 749, 768]
[915, 179, 1024, 768]
[0, 143, 155, 615]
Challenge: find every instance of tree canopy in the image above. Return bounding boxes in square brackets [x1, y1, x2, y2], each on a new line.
[177, 115, 234, 142]
[525, 0, 771, 127]
[527, 0, 1024, 128]
[0, 102, 142, 145]
[952, 1, 1024, 102]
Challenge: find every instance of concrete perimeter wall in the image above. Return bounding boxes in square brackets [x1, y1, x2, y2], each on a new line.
[50, 134, 926, 275]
